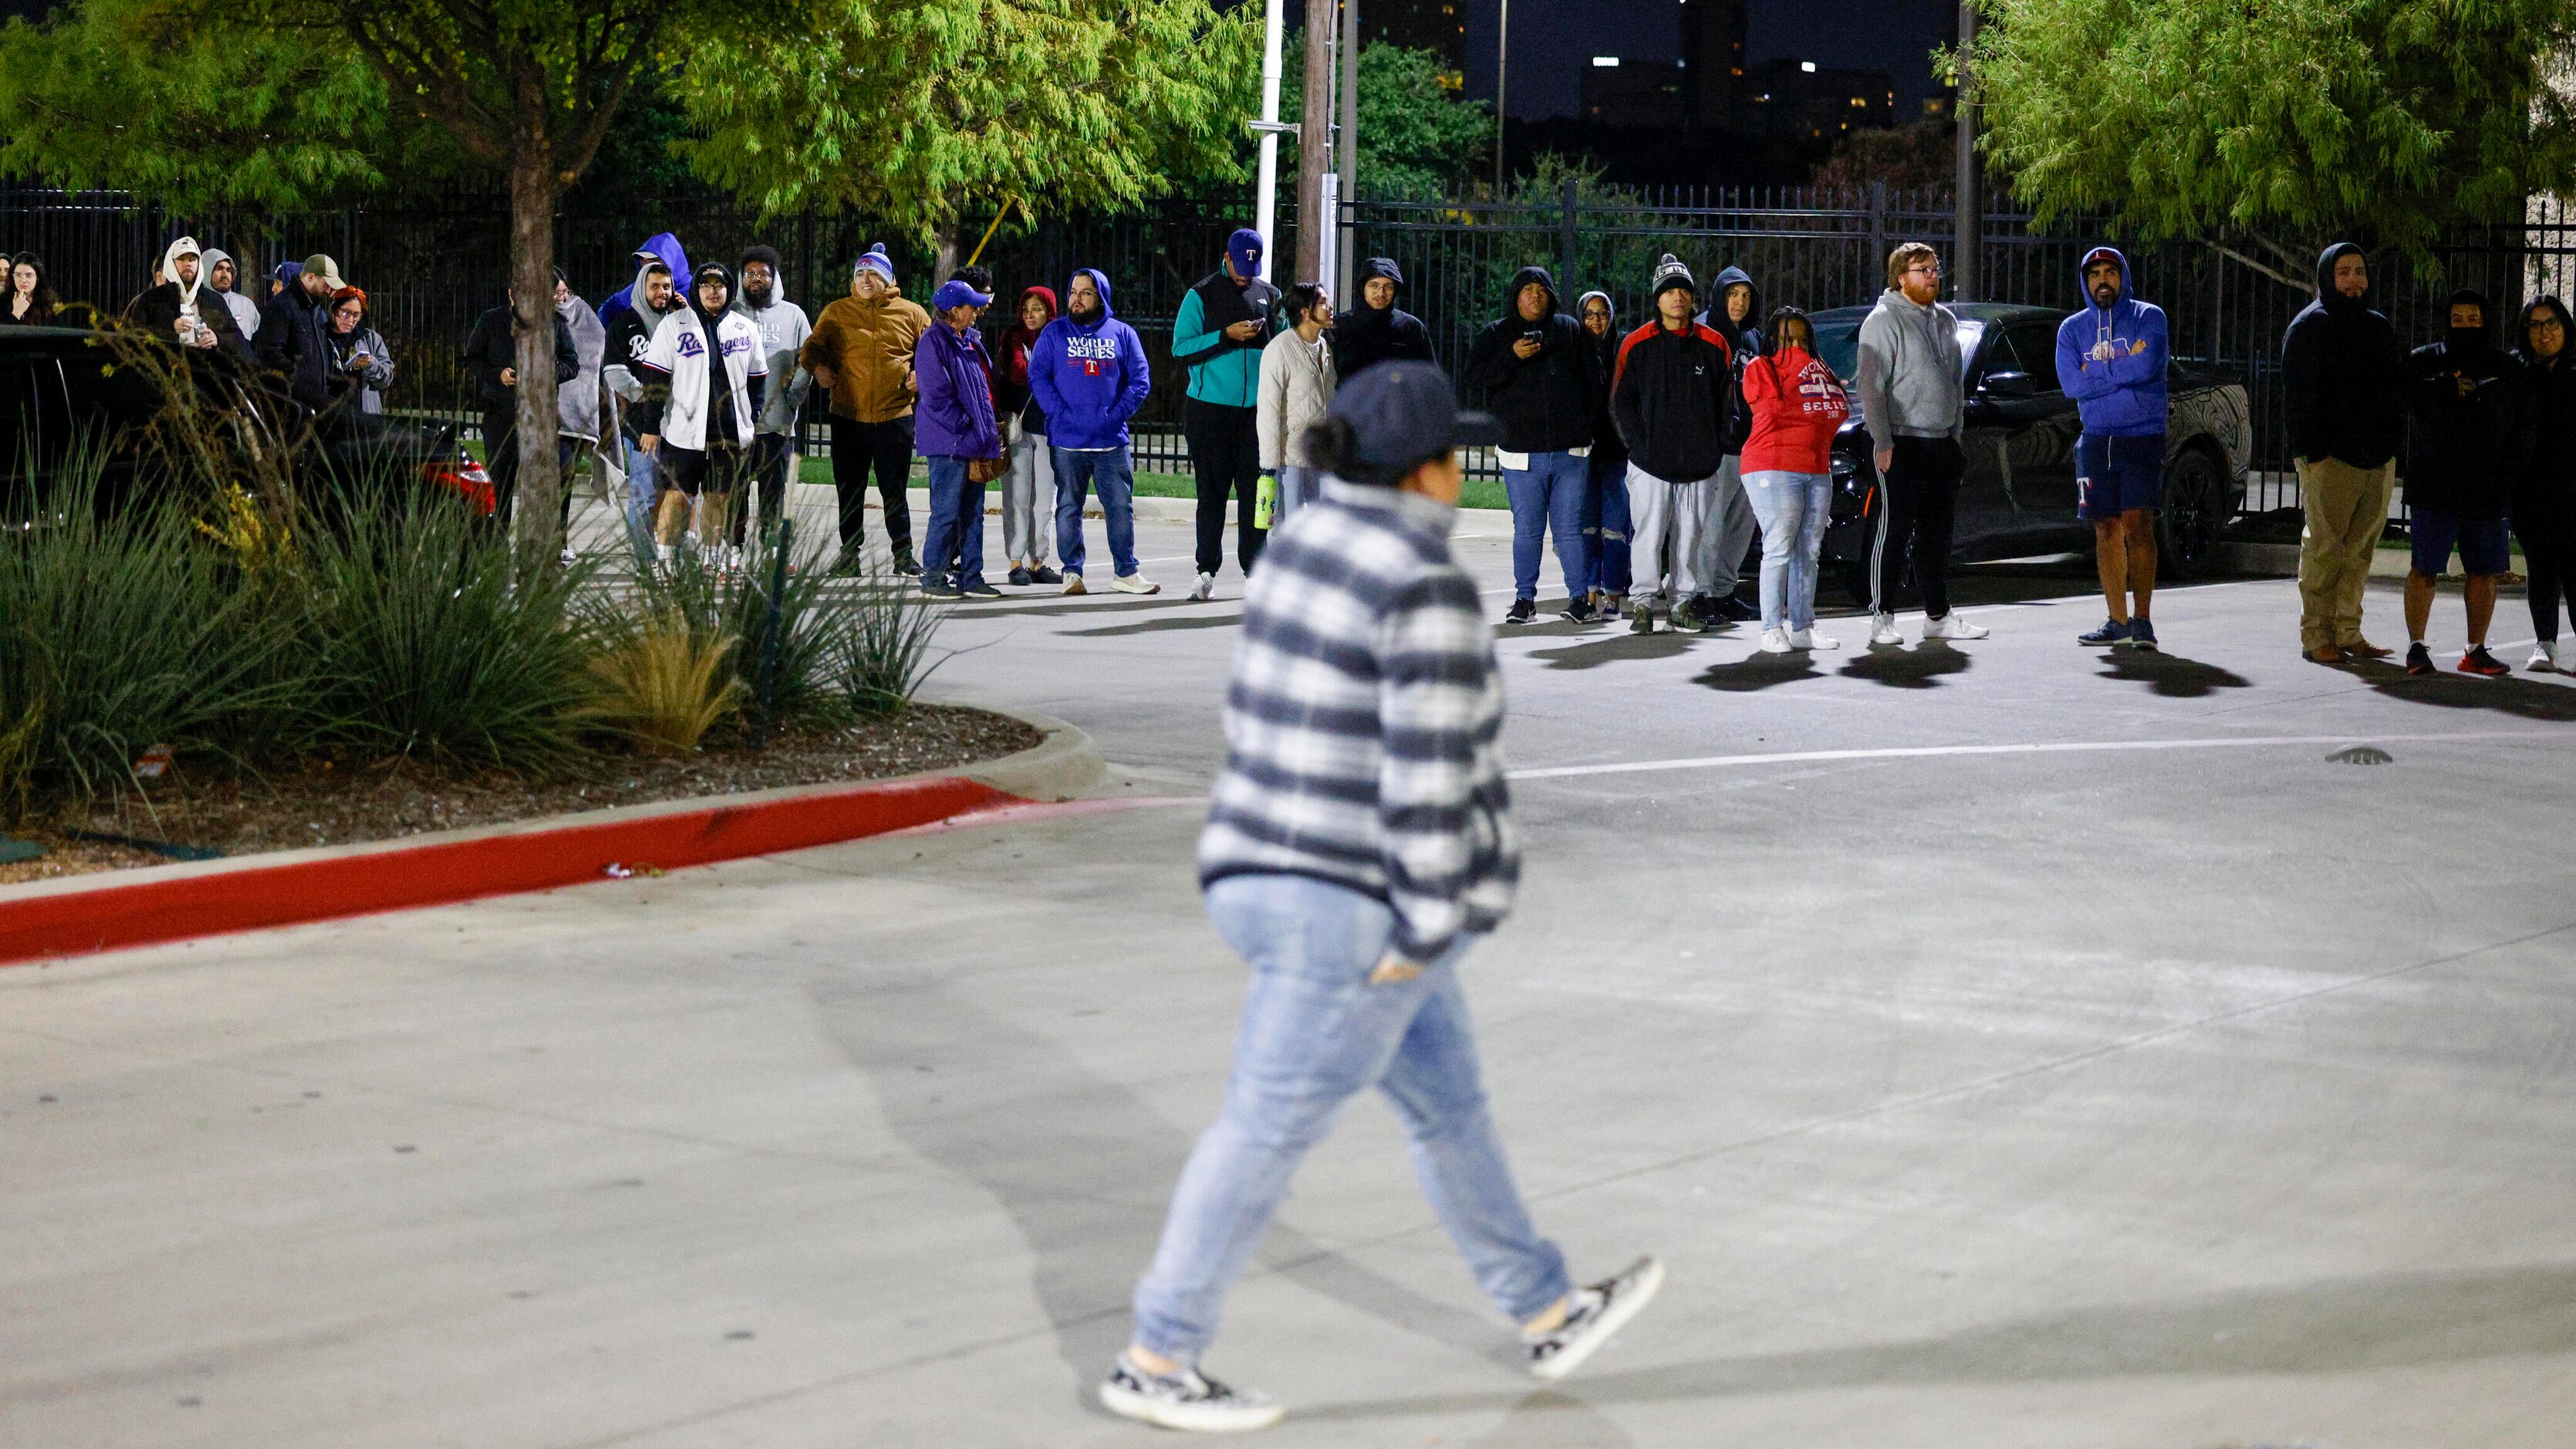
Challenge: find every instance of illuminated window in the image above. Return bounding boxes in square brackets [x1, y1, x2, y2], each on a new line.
[1799, 60, 1816, 73]
[1593, 56, 1619, 67]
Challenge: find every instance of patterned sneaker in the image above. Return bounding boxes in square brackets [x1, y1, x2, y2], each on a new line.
[1503, 597, 1538, 625]
[1668, 598, 1710, 633]
[2459, 645, 2510, 677]
[1561, 598, 1599, 624]
[1525, 1256, 1666, 1382]
[1099, 1352, 1285, 1433]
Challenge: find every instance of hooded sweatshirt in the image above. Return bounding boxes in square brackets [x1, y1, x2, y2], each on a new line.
[995, 285, 1058, 434]
[1464, 265, 1595, 454]
[257, 263, 329, 408]
[801, 269, 931, 423]
[1701, 265, 1764, 454]
[200, 248, 262, 338]
[636, 294, 768, 453]
[1853, 284, 1963, 444]
[1612, 312, 1733, 481]
[2281, 242, 2406, 469]
[463, 302, 580, 412]
[1575, 291, 1628, 468]
[733, 265, 813, 438]
[1331, 257, 1437, 378]
[1027, 269, 1151, 451]
[603, 259, 681, 442]
[2402, 288, 2527, 519]
[1172, 263, 1281, 408]
[914, 316, 1001, 460]
[2054, 246, 2169, 438]
[1740, 336, 1852, 476]
[555, 286, 606, 442]
[2517, 298, 2576, 522]
[127, 237, 248, 358]
[598, 233, 692, 337]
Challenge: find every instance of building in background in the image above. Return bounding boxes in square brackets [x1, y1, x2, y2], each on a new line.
[1366, 0, 1470, 88]
[1579, 56, 1684, 130]
[1737, 58, 1899, 144]
[1679, 0, 1748, 132]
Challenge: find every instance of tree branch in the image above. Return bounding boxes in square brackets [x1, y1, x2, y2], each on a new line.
[2203, 238, 2311, 293]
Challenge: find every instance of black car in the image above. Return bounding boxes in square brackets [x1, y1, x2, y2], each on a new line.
[1803, 302, 2250, 600]
[0, 325, 493, 517]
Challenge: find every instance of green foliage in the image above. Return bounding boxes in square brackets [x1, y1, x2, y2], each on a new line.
[1964, 0, 2576, 274]
[836, 582, 950, 716]
[1278, 38, 1491, 200]
[607, 529, 857, 734]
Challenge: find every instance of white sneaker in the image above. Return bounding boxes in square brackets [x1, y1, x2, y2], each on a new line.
[1526, 1256, 1666, 1382]
[1869, 613, 1902, 646]
[1757, 627, 1792, 654]
[1099, 1353, 1284, 1433]
[1792, 627, 1839, 650]
[2528, 644, 2554, 673]
[2557, 638, 2576, 673]
[1189, 571, 1216, 602]
[1926, 613, 1990, 640]
[653, 542, 675, 567]
[557, 546, 577, 567]
[1110, 573, 1162, 596]
[1061, 573, 1086, 596]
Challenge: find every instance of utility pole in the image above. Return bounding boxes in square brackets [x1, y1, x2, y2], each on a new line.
[1336, 0, 1359, 304]
[1253, 0, 1285, 282]
[1296, 0, 1335, 282]
[1952, 0, 1980, 302]
[1493, 0, 1509, 194]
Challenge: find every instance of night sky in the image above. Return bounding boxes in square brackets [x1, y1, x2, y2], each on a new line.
[1453, 0, 1958, 117]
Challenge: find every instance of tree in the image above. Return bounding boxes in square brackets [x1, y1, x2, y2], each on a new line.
[1962, 0, 2576, 287]
[1811, 119, 1956, 196]
[1274, 37, 1490, 200]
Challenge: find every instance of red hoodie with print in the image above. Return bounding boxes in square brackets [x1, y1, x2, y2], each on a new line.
[1739, 343, 1851, 475]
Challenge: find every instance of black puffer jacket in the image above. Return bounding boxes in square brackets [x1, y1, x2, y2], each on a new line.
[2517, 297, 2576, 524]
[2281, 242, 2406, 469]
[1611, 318, 1734, 481]
[1462, 266, 1595, 454]
[258, 285, 333, 410]
[2403, 289, 2528, 518]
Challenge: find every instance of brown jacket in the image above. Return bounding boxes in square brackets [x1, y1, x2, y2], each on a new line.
[802, 289, 930, 422]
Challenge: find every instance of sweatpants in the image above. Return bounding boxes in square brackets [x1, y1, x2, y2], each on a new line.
[2514, 506, 2574, 643]
[829, 413, 916, 562]
[1870, 434, 1967, 619]
[2294, 455, 2394, 651]
[1625, 463, 1714, 604]
[1582, 451, 1632, 596]
[729, 432, 793, 549]
[1186, 397, 1263, 577]
[1001, 421, 1054, 566]
[1693, 452, 1761, 596]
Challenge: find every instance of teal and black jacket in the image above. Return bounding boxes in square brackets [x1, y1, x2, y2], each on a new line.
[1172, 270, 1281, 408]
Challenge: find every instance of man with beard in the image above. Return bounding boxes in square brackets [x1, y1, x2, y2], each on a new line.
[604, 258, 684, 562]
[635, 264, 768, 569]
[200, 248, 262, 339]
[127, 237, 248, 359]
[1690, 265, 1764, 623]
[802, 243, 930, 576]
[1029, 267, 1159, 595]
[2055, 247, 2170, 650]
[731, 245, 814, 554]
[2282, 243, 2407, 663]
[1330, 256, 1436, 379]
[258, 255, 343, 410]
[1173, 229, 1282, 600]
[2399, 290, 2528, 677]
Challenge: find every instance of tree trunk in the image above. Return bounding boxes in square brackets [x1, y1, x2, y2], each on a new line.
[508, 127, 564, 580]
[934, 223, 962, 285]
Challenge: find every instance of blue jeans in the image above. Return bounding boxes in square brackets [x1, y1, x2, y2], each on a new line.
[1052, 446, 1141, 580]
[1580, 451, 1631, 596]
[1130, 874, 1570, 1365]
[921, 454, 988, 589]
[1274, 464, 1318, 528]
[1504, 451, 1593, 602]
[1742, 469, 1832, 631]
[622, 436, 660, 562]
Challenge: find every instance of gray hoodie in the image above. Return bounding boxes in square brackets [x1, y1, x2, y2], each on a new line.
[1854, 286, 1964, 443]
[555, 289, 606, 442]
[734, 289, 814, 438]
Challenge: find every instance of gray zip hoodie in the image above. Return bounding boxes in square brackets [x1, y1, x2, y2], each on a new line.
[1854, 286, 1964, 443]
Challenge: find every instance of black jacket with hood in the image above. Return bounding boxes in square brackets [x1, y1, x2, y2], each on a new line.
[1611, 313, 1734, 482]
[258, 284, 333, 410]
[463, 302, 580, 412]
[2402, 288, 2528, 518]
[1575, 290, 1626, 468]
[2281, 242, 2406, 470]
[1463, 266, 1595, 454]
[1700, 265, 1764, 454]
[2515, 296, 2576, 522]
[1332, 257, 1437, 378]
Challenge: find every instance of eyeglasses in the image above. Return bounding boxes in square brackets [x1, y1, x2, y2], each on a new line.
[1906, 265, 1943, 277]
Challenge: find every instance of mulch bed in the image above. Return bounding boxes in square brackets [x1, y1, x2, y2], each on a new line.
[0, 704, 1042, 887]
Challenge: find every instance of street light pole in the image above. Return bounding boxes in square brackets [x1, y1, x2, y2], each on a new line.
[1254, 0, 1285, 282]
[1953, 0, 1980, 302]
[1337, 0, 1359, 303]
[1494, 0, 1508, 194]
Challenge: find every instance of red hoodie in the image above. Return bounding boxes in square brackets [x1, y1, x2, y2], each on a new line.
[994, 285, 1058, 421]
[1738, 343, 1850, 475]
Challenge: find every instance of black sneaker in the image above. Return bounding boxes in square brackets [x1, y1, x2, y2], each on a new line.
[2459, 644, 2510, 677]
[1099, 1353, 1284, 1432]
[1561, 598, 1598, 624]
[2078, 616, 2129, 647]
[1713, 593, 1761, 623]
[1503, 598, 1538, 625]
[1669, 598, 1710, 633]
[890, 547, 923, 577]
[920, 577, 962, 600]
[2405, 642, 2436, 677]
[1525, 1256, 1666, 1382]
[1007, 566, 1032, 586]
[2128, 618, 2158, 652]
[961, 579, 1003, 600]
[1028, 563, 1063, 585]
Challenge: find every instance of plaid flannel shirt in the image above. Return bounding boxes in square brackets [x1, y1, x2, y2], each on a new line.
[1197, 478, 1520, 961]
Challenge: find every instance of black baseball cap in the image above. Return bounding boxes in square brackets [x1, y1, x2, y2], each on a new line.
[1327, 360, 1501, 472]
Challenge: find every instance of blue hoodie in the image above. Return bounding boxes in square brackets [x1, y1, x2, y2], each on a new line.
[1027, 268, 1152, 451]
[2054, 246, 2168, 437]
[598, 232, 694, 336]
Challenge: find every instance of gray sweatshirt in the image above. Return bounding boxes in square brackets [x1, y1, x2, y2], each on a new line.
[1854, 287, 1964, 442]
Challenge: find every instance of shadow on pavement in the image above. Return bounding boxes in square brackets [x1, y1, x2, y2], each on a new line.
[964, 596, 1187, 620]
[1838, 643, 1973, 690]
[1692, 653, 1824, 692]
[1528, 633, 1701, 670]
[2365, 670, 2576, 722]
[2095, 651, 2253, 698]
[1065, 614, 1244, 637]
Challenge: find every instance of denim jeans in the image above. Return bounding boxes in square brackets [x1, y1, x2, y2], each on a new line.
[920, 454, 988, 589]
[1053, 446, 1142, 580]
[621, 435, 660, 563]
[1503, 450, 1593, 602]
[1580, 451, 1632, 596]
[1741, 469, 1833, 631]
[1130, 874, 1571, 1365]
[1274, 464, 1319, 528]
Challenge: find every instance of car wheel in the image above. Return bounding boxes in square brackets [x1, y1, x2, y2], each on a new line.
[2158, 446, 2228, 580]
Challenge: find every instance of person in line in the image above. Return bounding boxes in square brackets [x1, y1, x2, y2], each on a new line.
[462, 284, 581, 530]
[635, 263, 767, 569]
[1329, 255, 1435, 379]
[2281, 242, 2406, 664]
[200, 249, 261, 339]
[2055, 246, 2170, 651]
[1611, 255, 1730, 634]
[2399, 289, 2527, 677]
[1028, 267, 1158, 595]
[1173, 228, 1281, 600]
[3, 253, 58, 326]
[2515, 297, 2575, 672]
[1466, 263, 1595, 624]
[596, 233, 690, 339]
[801, 243, 928, 577]
[994, 284, 1062, 586]
[1255, 281, 1336, 529]
[258, 256, 343, 411]
[321, 287, 394, 414]
[913, 275, 1004, 601]
[1576, 289, 1632, 620]
[731, 245, 814, 554]
[1105, 360, 1663, 1433]
[551, 270, 607, 566]
[126, 237, 248, 357]
[1740, 306, 1850, 652]
[1855, 242, 1987, 644]
[603, 258, 683, 564]
[1691, 265, 1764, 624]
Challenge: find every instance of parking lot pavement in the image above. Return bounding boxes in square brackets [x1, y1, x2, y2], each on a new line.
[8, 497, 2575, 1447]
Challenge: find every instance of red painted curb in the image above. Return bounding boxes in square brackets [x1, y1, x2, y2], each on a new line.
[0, 774, 1018, 968]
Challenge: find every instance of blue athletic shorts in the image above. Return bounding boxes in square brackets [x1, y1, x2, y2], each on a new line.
[2409, 507, 2510, 576]
[2077, 433, 2166, 520]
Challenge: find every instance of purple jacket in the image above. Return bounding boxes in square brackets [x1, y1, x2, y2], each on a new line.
[914, 319, 1001, 459]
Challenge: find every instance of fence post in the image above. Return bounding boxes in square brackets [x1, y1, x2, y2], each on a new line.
[1868, 181, 1886, 295]
[1559, 177, 1579, 297]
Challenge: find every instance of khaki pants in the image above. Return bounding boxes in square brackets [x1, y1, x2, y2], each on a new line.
[2296, 456, 2393, 650]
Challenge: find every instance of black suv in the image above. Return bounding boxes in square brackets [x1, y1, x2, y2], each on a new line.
[1803, 302, 2250, 600]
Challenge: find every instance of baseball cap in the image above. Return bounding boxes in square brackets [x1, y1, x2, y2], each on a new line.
[302, 254, 346, 289]
[1227, 228, 1264, 275]
[931, 277, 993, 312]
[1326, 361, 1501, 475]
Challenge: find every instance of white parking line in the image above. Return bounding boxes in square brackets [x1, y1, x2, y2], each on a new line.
[1510, 728, 2568, 781]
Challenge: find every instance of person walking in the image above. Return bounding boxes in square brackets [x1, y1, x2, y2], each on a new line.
[3, 253, 59, 326]
[1740, 306, 1850, 652]
[1609, 255, 1730, 634]
[2515, 296, 2576, 672]
[1467, 264, 1596, 624]
[463, 285, 581, 531]
[801, 243, 929, 576]
[603, 258, 684, 564]
[994, 284, 1062, 586]
[731, 245, 814, 554]
[1329, 255, 1436, 379]
[2282, 242, 2407, 664]
[555, 270, 607, 563]
[1103, 360, 1664, 1433]
[1691, 265, 1764, 623]
[912, 276, 1004, 601]
[320, 287, 394, 414]
[1028, 267, 1158, 595]
[1575, 289, 1632, 620]
[1255, 282, 1336, 530]
[2399, 289, 2528, 677]
[2055, 246, 2171, 651]
[1855, 242, 1986, 644]
[634, 263, 768, 569]
[200, 249, 262, 339]
[126, 237, 248, 357]
[258, 256, 342, 411]
[1173, 228, 1281, 600]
